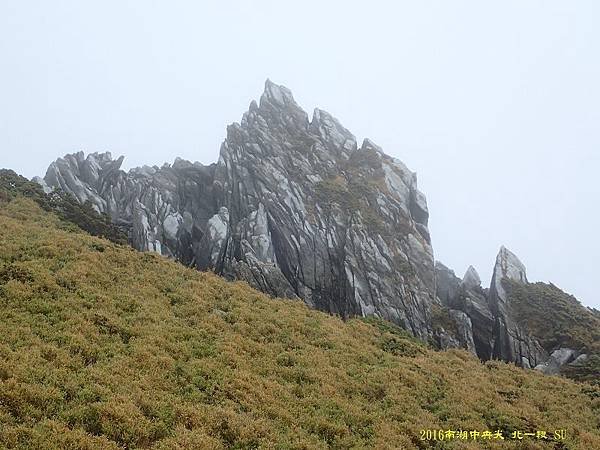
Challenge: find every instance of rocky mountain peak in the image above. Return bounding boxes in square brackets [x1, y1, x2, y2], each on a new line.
[484, 246, 546, 367]
[38, 80, 436, 340]
[435, 247, 552, 368]
[461, 265, 481, 289]
[261, 78, 296, 107]
[41, 151, 125, 212]
[30, 80, 599, 381]
[253, 79, 309, 131]
[309, 108, 357, 156]
[491, 246, 527, 305]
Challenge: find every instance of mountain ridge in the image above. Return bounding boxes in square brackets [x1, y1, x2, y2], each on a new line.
[32, 80, 599, 381]
[0, 195, 598, 448]
[36, 80, 436, 340]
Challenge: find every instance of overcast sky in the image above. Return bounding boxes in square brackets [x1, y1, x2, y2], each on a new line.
[1, 1, 598, 309]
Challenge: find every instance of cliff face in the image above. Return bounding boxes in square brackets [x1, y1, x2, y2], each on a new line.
[436, 248, 546, 367]
[36, 80, 598, 378]
[436, 247, 598, 378]
[435, 263, 494, 359]
[39, 80, 436, 340]
[489, 247, 547, 368]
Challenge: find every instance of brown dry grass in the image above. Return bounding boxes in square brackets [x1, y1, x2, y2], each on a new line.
[0, 198, 598, 449]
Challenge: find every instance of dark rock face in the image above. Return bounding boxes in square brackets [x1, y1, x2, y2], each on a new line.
[39, 152, 219, 265]
[40, 80, 436, 340]
[435, 263, 494, 358]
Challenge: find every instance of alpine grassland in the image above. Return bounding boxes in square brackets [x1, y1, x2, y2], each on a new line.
[0, 197, 599, 449]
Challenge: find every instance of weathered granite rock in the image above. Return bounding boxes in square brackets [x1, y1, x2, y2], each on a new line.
[436, 247, 599, 377]
[457, 266, 495, 360]
[436, 248, 552, 368]
[489, 247, 547, 367]
[37, 81, 594, 375]
[534, 348, 579, 375]
[39, 80, 436, 340]
[42, 150, 219, 265]
[462, 265, 481, 290]
[448, 309, 477, 354]
[490, 246, 528, 306]
[570, 354, 589, 366]
[435, 262, 461, 307]
[435, 262, 493, 357]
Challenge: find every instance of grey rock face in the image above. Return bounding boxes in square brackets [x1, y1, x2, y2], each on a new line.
[43, 150, 218, 264]
[457, 266, 495, 360]
[435, 262, 493, 357]
[449, 309, 477, 354]
[490, 246, 528, 306]
[461, 265, 481, 290]
[31, 176, 52, 194]
[435, 263, 461, 307]
[569, 354, 589, 366]
[40, 80, 436, 340]
[38, 81, 588, 375]
[488, 247, 546, 367]
[534, 348, 579, 375]
[436, 247, 552, 369]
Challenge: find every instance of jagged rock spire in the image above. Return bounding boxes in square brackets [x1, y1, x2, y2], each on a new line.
[490, 246, 527, 305]
[42, 151, 125, 213]
[37, 80, 436, 341]
[487, 246, 546, 367]
[461, 265, 481, 289]
[261, 79, 296, 107]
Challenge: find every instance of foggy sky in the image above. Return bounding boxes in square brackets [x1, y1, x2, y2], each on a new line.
[1, 1, 598, 308]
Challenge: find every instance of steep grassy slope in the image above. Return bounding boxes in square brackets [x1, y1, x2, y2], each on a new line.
[0, 197, 599, 449]
[0, 169, 128, 245]
[505, 280, 600, 354]
[505, 279, 600, 383]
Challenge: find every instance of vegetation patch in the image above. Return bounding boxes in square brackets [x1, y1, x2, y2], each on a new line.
[0, 197, 598, 448]
[0, 169, 128, 245]
[314, 175, 386, 235]
[505, 279, 600, 353]
[430, 304, 460, 337]
[505, 279, 600, 383]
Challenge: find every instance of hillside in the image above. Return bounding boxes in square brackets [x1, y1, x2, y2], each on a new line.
[505, 280, 600, 355]
[0, 169, 127, 245]
[35, 82, 599, 379]
[505, 279, 600, 383]
[1, 197, 599, 449]
[435, 251, 600, 378]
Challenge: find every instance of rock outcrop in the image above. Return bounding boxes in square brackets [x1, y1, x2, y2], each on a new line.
[436, 248, 547, 367]
[435, 246, 600, 377]
[488, 247, 547, 368]
[435, 263, 495, 359]
[39, 80, 436, 340]
[36, 80, 598, 379]
[534, 348, 580, 375]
